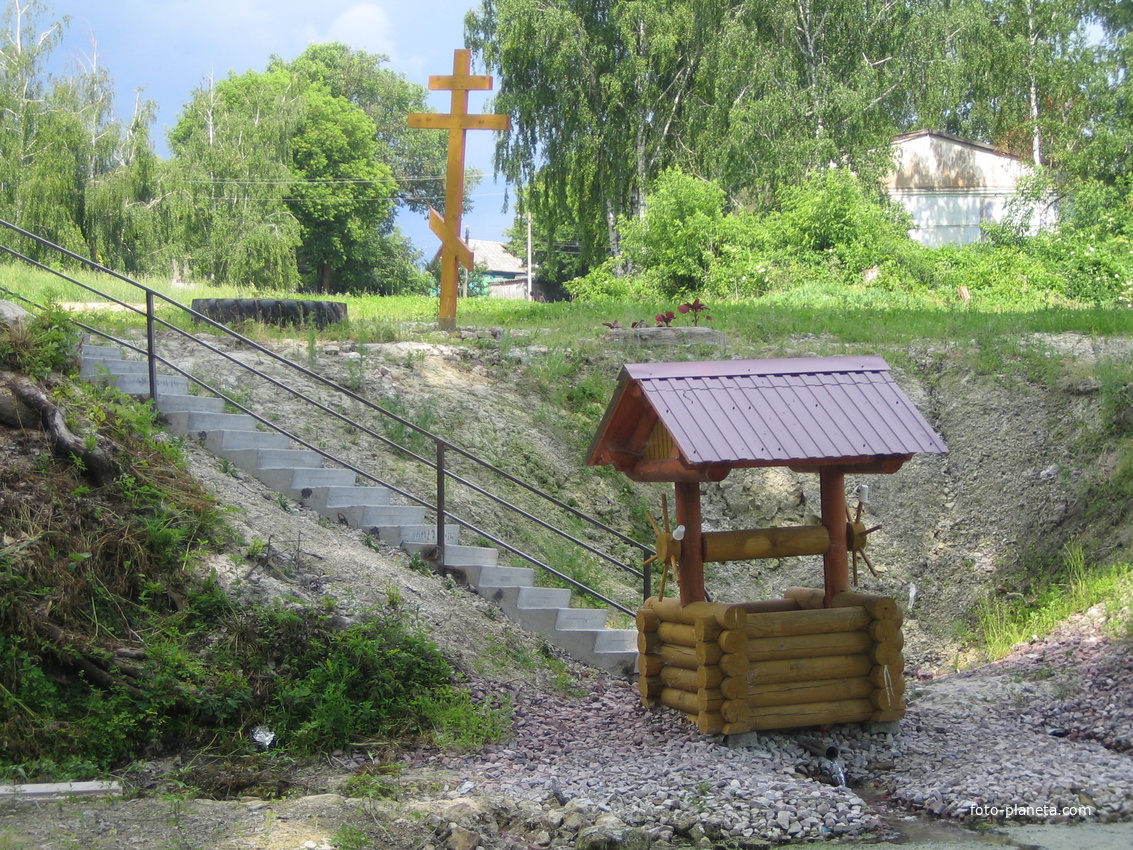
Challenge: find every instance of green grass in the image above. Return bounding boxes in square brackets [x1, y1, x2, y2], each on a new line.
[6, 263, 1133, 357]
[974, 545, 1133, 659]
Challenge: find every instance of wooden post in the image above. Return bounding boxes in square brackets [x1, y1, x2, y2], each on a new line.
[407, 50, 510, 331]
[819, 466, 849, 607]
[674, 481, 705, 604]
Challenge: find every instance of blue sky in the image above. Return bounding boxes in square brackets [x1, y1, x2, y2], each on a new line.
[52, 1, 513, 253]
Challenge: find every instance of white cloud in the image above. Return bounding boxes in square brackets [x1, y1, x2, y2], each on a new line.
[321, 4, 398, 61]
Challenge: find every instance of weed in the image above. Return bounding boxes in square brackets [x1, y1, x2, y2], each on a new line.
[217, 457, 239, 477]
[331, 824, 373, 849]
[305, 325, 319, 368]
[408, 552, 431, 575]
[972, 544, 1133, 659]
[343, 350, 366, 392]
[342, 764, 402, 800]
[384, 582, 403, 609]
[0, 306, 79, 378]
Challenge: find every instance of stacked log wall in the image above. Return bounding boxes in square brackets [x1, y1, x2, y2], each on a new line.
[637, 589, 905, 735]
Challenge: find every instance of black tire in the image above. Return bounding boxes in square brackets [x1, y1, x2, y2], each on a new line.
[190, 298, 347, 329]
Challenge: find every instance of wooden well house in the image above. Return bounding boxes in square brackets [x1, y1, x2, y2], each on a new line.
[587, 356, 947, 735]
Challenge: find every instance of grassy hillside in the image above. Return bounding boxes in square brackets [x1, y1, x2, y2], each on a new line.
[3, 268, 1133, 783]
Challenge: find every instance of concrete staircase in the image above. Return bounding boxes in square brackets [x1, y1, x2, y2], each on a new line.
[79, 341, 638, 675]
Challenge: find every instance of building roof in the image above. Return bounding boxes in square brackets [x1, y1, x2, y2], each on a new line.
[587, 356, 947, 481]
[469, 240, 526, 275]
[891, 129, 1017, 160]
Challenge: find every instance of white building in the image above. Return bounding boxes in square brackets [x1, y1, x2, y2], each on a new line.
[885, 130, 1058, 247]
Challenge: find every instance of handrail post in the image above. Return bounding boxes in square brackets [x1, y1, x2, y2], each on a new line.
[436, 440, 446, 574]
[145, 290, 157, 401]
[643, 553, 651, 603]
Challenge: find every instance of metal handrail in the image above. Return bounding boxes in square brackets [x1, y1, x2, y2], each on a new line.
[0, 220, 653, 614]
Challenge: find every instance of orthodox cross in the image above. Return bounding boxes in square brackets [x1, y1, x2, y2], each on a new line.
[408, 49, 510, 331]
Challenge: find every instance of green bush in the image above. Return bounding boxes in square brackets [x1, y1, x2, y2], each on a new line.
[0, 307, 80, 377]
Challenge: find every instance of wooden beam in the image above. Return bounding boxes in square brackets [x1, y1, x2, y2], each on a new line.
[820, 466, 849, 606]
[625, 459, 731, 483]
[675, 481, 706, 604]
[702, 525, 829, 563]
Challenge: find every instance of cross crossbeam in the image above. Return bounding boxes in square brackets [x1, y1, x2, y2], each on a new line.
[408, 49, 510, 330]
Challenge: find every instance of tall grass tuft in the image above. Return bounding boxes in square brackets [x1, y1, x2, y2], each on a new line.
[975, 545, 1133, 659]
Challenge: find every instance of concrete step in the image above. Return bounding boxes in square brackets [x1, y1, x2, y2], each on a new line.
[490, 586, 573, 636]
[77, 345, 640, 678]
[205, 429, 292, 457]
[554, 607, 609, 631]
[326, 503, 427, 529]
[254, 466, 356, 496]
[438, 544, 499, 568]
[593, 630, 638, 653]
[382, 524, 460, 548]
[79, 344, 123, 360]
[455, 563, 529, 587]
[552, 627, 638, 676]
[97, 373, 190, 396]
[223, 448, 324, 473]
[163, 410, 257, 435]
[154, 394, 226, 414]
[81, 358, 148, 376]
[302, 486, 391, 513]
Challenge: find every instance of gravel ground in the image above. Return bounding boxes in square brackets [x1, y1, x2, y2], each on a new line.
[403, 607, 1133, 846]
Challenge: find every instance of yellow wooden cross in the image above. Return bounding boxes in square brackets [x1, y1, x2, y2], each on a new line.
[408, 49, 510, 331]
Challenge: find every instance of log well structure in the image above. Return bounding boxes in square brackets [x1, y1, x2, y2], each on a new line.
[587, 357, 947, 734]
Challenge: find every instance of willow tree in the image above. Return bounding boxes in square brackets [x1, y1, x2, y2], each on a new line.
[467, 0, 709, 267]
[0, 0, 125, 259]
[167, 69, 304, 288]
[687, 0, 929, 208]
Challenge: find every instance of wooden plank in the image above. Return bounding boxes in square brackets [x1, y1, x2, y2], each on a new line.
[783, 586, 826, 610]
[659, 643, 699, 670]
[717, 628, 747, 654]
[868, 618, 901, 642]
[747, 653, 872, 685]
[697, 711, 725, 735]
[696, 641, 724, 666]
[702, 525, 829, 562]
[832, 590, 899, 620]
[647, 597, 746, 630]
[869, 654, 905, 684]
[747, 676, 874, 708]
[743, 606, 870, 638]
[640, 654, 663, 677]
[659, 666, 699, 692]
[636, 608, 661, 632]
[693, 617, 722, 642]
[722, 699, 750, 724]
[639, 676, 662, 701]
[869, 641, 902, 666]
[735, 599, 801, 614]
[720, 652, 750, 678]
[870, 688, 906, 711]
[637, 631, 660, 654]
[697, 666, 725, 690]
[747, 630, 872, 662]
[658, 622, 697, 647]
[721, 675, 748, 701]
[747, 698, 874, 731]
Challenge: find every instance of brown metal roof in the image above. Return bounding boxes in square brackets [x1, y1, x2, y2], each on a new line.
[588, 356, 947, 478]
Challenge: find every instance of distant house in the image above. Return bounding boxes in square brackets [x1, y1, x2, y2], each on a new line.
[468, 239, 530, 299]
[884, 130, 1058, 247]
